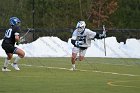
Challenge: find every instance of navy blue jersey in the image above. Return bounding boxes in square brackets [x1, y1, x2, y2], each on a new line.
[2, 26, 20, 46]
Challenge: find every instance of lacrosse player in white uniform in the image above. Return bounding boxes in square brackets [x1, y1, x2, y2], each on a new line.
[70, 21, 106, 70]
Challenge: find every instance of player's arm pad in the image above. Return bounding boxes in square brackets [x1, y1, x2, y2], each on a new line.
[71, 39, 76, 46]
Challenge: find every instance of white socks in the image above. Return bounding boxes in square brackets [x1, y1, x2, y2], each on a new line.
[14, 56, 21, 64]
[3, 56, 21, 70]
[72, 64, 75, 69]
[4, 59, 10, 68]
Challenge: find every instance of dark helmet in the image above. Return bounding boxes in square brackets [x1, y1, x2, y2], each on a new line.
[9, 17, 21, 26]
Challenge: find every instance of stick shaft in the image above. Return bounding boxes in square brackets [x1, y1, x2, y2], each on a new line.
[104, 38, 106, 56]
[103, 25, 106, 56]
[22, 28, 32, 37]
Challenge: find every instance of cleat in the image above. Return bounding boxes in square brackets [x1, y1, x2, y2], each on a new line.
[2, 68, 11, 72]
[69, 68, 76, 71]
[11, 63, 20, 71]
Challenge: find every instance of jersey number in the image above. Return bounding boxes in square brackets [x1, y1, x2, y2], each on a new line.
[78, 36, 86, 43]
[5, 29, 12, 38]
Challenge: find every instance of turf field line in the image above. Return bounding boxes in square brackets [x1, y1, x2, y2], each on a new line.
[93, 62, 140, 67]
[21, 64, 140, 77]
[107, 81, 140, 88]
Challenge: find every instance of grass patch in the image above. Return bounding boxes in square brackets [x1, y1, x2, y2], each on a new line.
[0, 57, 140, 93]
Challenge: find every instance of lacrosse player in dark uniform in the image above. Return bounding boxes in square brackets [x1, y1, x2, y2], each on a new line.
[1, 17, 25, 71]
[70, 21, 106, 70]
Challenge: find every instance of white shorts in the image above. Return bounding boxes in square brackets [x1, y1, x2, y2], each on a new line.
[72, 47, 87, 56]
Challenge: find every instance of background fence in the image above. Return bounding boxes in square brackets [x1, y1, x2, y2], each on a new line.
[0, 28, 140, 44]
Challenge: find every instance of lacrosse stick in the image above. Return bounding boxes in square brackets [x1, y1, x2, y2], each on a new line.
[22, 28, 34, 38]
[103, 25, 107, 56]
[17, 28, 34, 45]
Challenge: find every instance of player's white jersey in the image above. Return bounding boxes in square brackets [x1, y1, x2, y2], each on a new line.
[72, 28, 96, 47]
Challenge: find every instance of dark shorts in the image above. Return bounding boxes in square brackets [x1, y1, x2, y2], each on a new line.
[2, 43, 17, 54]
[80, 47, 87, 50]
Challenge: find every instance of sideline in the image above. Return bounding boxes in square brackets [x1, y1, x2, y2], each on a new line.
[21, 64, 140, 77]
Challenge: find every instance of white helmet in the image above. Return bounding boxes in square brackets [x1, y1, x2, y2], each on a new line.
[76, 21, 86, 33]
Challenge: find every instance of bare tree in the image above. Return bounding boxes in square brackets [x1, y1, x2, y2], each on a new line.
[87, 0, 118, 28]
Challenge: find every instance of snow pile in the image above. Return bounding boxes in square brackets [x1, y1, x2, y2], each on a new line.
[0, 36, 140, 58]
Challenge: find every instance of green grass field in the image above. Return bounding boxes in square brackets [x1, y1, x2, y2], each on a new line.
[0, 57, 140, 93]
